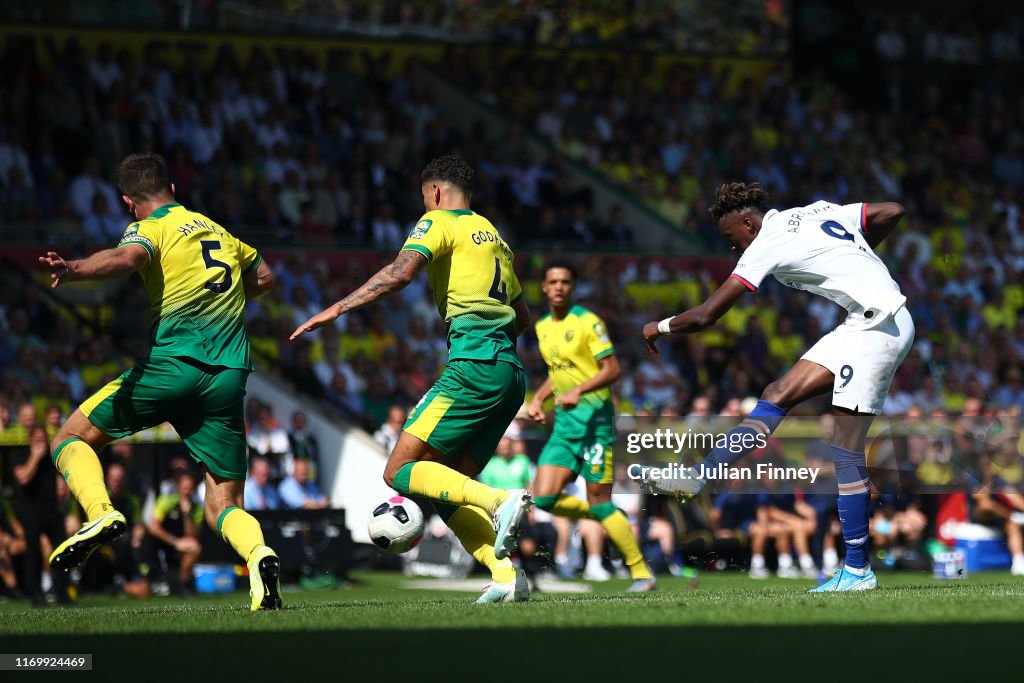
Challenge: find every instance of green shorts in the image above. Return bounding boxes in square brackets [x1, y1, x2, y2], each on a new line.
[81, 356, 249, 480]
[403, 359, 525, 469]
[538, 428, 615, 485]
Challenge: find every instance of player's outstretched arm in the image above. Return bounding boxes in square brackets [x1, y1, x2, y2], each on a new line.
[862, 202, 905, 249]
[243, 259, 275, 299]
[642, 276, 748, 354]
[38, 245, 150, 289]
[290, 249, 426, 340]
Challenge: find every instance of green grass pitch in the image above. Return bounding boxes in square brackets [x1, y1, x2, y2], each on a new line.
[2, 571, 1022, 679]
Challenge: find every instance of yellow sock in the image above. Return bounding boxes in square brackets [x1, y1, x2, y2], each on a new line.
[600, 509, 652, 580]
[54, 438, 113, 521]
[217, 506, 266, 563]
[535, 494, 598, 520]
[448, 506, 516, 583]
[397, 461, 507, 515]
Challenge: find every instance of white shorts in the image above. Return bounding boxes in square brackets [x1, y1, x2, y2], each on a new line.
[801, 306, 915, 414]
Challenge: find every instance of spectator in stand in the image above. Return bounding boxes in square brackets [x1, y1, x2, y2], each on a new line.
[0, 128, 33, 188]
[3, 309, 47, 359]
[373, 404, 407, 455]
[14, 425, 73, 605]
[287, 410, 320, 473]
[288, 346, 325, 404]
[0, 494, 26, 599]
[994, 368, 1024, 411]
[278, 459, 330, 510]
[278, 169, 310, 227]
[244, 456, 282, 511]
[323, 371, 366, 422]
[50, 346, 84, 403]
[87, 42, 123, 93]
[145, 469, 203, 596]
[82, 192, 126, 244]
[371, 203, 404, 250]
[748, 479, 817, 580]
[6, 402, 39, 445]
[313, 333, 359, 390]
[81, 462, 148, 597]
[69, 157, 120, 219]
[247, 404, 293, 477]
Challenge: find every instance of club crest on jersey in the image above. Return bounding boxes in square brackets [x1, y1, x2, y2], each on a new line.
[118, 225, 154, 252]
[409, 219, 432, 239]
[565, 330, 575, 342]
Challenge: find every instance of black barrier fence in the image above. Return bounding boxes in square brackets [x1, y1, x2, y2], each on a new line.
[200, 508, 353, 581]
[0, 442, 353, 583]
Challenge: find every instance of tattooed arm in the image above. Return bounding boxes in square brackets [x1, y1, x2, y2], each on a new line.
[290, 250, 427, 340]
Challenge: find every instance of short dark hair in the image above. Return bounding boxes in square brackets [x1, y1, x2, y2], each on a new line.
[421, 155, 475, 200]
[709, 182, 771, 221]
[543, 260, 578, 281]
[172, 467, 194, 482]
[117, 153, 172, 202]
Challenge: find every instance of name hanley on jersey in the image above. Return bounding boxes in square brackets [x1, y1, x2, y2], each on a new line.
[177, 218, 225, 238]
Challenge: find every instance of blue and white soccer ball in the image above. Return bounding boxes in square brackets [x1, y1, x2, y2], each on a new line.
[368, 496, 425, 554]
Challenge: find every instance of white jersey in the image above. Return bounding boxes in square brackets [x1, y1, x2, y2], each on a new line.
[730, 201, 906, 330]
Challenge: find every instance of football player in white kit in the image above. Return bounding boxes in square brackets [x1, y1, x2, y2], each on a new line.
[640, 182, 914, 592]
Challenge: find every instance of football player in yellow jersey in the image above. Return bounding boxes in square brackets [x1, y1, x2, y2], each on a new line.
[292, 156, 534, 603]
[527, 263, 656, 592]
[38, 153, 283, 610]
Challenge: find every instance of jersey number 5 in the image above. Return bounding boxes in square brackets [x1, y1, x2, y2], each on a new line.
[201, 240, 233, 294]
[488, 257, 508, 303]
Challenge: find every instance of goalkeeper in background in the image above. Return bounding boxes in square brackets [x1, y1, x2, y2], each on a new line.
[39, 153, 282, 611]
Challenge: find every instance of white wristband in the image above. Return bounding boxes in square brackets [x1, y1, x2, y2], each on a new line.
[657, 318, 673, 335]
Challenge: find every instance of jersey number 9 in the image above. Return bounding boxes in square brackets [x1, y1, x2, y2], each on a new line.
[820, 220, 854, 242]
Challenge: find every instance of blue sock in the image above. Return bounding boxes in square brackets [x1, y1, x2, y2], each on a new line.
[699, 401, 786, 473]
[832, 445, 870, 570]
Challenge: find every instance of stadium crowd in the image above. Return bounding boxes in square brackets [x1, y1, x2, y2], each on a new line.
[104, 0, 788, 56]
[0, 35, 624, 250]
[2, 22, 1024, 601]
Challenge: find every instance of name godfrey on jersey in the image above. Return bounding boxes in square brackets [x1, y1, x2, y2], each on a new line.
[471, 229, 513, 259]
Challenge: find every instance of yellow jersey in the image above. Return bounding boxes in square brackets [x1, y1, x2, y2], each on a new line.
[116, 202, 261, 369]
[401, 209, 522, 367]
[535, 305, 615, 437]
